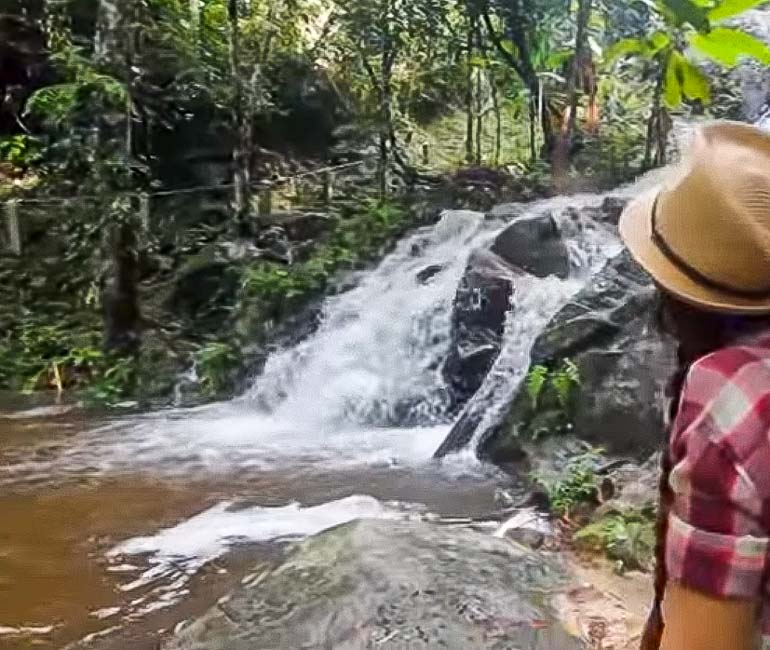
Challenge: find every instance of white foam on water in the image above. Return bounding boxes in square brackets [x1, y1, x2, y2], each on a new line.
[106, 495, 412, 617]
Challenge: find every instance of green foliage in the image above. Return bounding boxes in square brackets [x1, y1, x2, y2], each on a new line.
[691, 27, 770, 66]
[0, 135, 42, 169]
[605, 0, 770, 111]
[575, 508, 657, 572]
[241, 199, 409, 320]
[708, 0, 768, 21]
[551, 359, 581, 409]
[525, 358, 581, 415]
[0, 317, 135, 404]
[534, 449, 603, 517]
[195, 342, 238, 396]
[526, 365, 549, 410]
[26, 45, 127, 130]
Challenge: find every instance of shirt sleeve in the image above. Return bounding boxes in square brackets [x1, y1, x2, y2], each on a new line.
[666, 368, 770, 600]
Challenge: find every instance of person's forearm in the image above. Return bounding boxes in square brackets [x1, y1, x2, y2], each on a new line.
[661, 582, 757, 650]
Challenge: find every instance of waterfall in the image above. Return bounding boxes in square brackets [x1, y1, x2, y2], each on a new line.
[0, 184, 655, 487]
[245, 210, 493, 428]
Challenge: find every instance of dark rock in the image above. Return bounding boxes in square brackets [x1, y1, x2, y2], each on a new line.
[503, 527, 546, 550]
[256, 225, 293, 264]
[416, 264, 444, 284]
[166, 249, 239, 328]
[479, 250, 676, 463]
[487, 203, 525, 220]
[442, 249, 517, 409]
[448, 167, 512, 212]
[261, 211, 332, 242]
[165, 519, 580, 650]
[599, 196, 628, 225]
[490, 214, 570, 279]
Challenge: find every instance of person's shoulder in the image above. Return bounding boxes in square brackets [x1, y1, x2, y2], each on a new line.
[688, 344, 770, 396]
[681, 344, 770, 476]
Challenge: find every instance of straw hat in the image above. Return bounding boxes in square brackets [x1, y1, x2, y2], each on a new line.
[620, 121, 770, 314]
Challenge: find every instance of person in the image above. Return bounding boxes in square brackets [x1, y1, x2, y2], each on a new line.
[619, 121, 770, 650]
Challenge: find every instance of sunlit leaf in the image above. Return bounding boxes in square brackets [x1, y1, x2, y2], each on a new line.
[604, 32, 670, 63]
[604, 37, 648, 63]
[664, 51, 685, 108]
[691, 27, 770, 66]
[680, 58, 711, 102]
[657, 0, 710, 29]
[546, 49, 573, 68]
[469, 55, 490, 68]
[709, 0, 767, 21]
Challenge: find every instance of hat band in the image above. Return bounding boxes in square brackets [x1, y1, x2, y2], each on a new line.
[651, 194, 770, 299]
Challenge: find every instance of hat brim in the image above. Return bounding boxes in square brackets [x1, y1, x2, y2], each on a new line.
[619, 189, 770, 315]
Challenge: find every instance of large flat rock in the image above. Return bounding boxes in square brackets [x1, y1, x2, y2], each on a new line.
[165, 519, 582, 650]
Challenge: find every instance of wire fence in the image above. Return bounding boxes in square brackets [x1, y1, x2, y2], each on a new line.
[0, 158, 378, 255]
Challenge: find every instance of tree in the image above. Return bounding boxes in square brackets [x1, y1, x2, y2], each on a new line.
[606, 0, 770, 168]
[330, 0, 447, 196]
[228, 0, 251, 234]
[477, 0, 567, 160]
[553, 0, 594, 183]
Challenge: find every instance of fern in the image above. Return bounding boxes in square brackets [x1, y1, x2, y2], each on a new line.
[551, 359, 581, 409]
[525, 364, 549, 409]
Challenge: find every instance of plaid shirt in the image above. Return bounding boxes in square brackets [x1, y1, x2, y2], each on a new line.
[665, 333, 770, 644]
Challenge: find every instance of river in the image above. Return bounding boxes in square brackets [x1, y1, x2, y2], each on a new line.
[0, 187, 643, 648]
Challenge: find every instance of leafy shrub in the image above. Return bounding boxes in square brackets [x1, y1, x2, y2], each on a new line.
[575, 508, 657, 572]
[533, 449, 603, 518]
[0, 318, 135, 404]
[195, 342, 238, 396]
[524, 358, 582, 436]
[526, 364, 549, 409]
[551, 359, 581, 410]
[0, 135, 42, 169]
[241, 199, 408, 320]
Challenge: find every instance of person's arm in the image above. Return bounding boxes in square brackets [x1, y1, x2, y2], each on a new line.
[661, 582, 757, 650]
[658, 353, 770, 650]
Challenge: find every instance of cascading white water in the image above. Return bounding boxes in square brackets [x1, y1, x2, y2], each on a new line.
[1, 188, 647, 486]
[245, 210, 494, 428]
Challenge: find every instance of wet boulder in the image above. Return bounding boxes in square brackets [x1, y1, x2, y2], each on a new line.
[490, 213, 570, 279]
[442, 249, 517, 409]
[416, 264, 444, 284]
[165, 519, 581, 650]
[479, 250, 677, 463]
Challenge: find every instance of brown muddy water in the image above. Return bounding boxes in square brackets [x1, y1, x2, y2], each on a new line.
[0, 404, 506, 649]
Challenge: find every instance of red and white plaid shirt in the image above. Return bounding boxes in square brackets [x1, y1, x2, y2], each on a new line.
[666, 332, 770, 645]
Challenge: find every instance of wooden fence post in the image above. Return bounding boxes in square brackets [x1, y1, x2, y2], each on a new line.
[139, 193, 151, 232]
[258, 188, 273, 218]
[322, 170, 335, 203]
[6, 200, 21, 255]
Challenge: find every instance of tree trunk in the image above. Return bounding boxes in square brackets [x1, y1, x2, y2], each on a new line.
[103, 217, 141, 356]
[189, 0, 201, 49]
[465, 15, 475, 164]
[228, 0, 250, 234]
[103, 1, 141, 357]
[475, 69, 483, 165]
[491, 76, 501, 166]
[553, 0, 592, 184]
[644, 56, 667, 171]
[378, 43, 395, 199]
[95, 0, 121, 64]
[481, 4, 552, 159]
[528, 96, 537, 163]
[474, 20, 487, 166]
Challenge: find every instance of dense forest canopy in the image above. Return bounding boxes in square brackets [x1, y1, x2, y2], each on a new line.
[0, 0, 768, 404]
